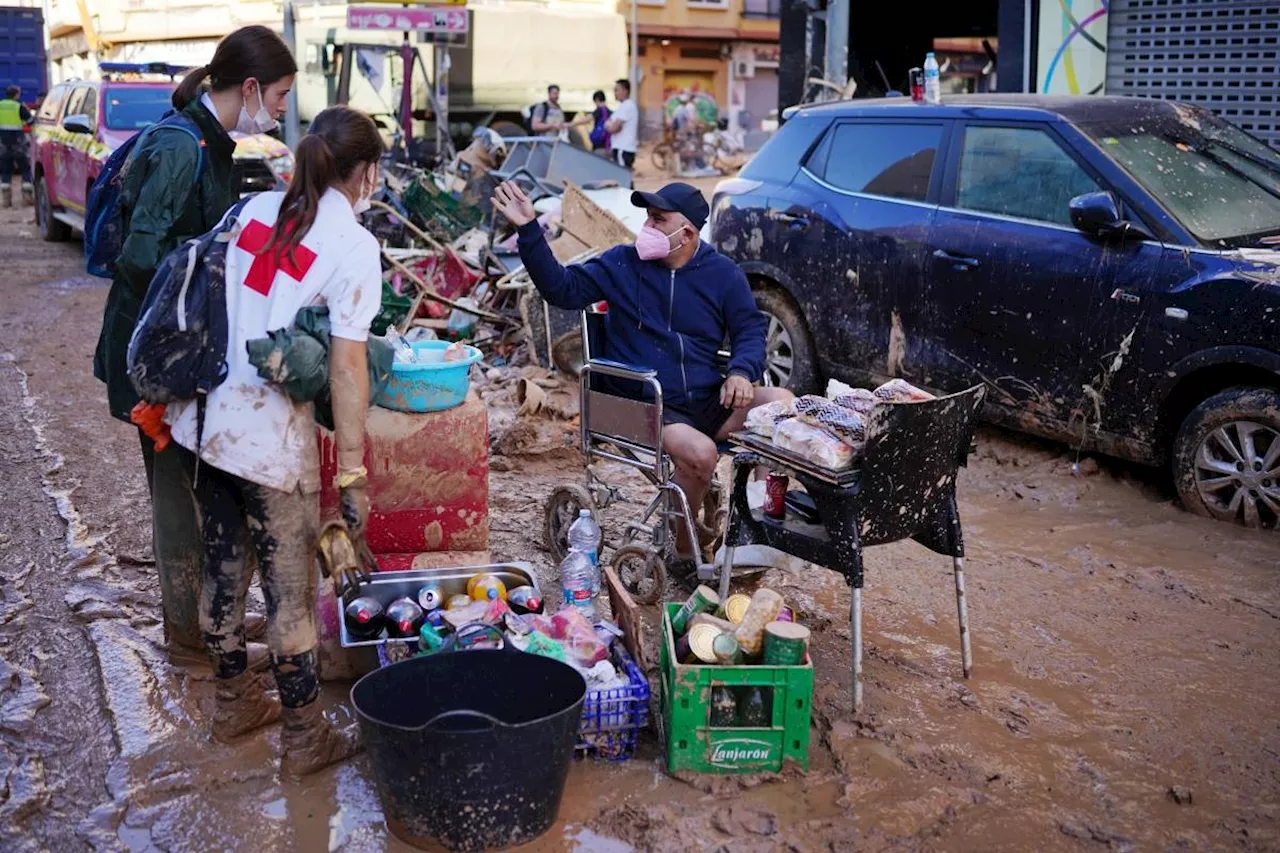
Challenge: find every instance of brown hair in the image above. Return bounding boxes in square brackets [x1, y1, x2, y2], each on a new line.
[173, 25, 297, 110]
[261, 106, 383, 263]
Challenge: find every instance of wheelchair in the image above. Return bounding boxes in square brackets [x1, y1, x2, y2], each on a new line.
[544, 304, 748, 605]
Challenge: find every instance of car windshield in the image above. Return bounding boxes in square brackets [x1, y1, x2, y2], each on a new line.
[1081, 106, 1280, 247]
[104, 87, 173, 130]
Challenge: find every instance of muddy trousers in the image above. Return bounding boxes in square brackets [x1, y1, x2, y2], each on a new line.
[188, 453, 321, 709]
[139, 432, 205, 649]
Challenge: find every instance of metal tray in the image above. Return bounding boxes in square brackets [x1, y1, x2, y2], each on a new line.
[729, 431, 860, 487]
[338, 562, 540, 648]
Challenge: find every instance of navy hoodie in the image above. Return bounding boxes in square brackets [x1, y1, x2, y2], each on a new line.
[516, 221, 767, 410]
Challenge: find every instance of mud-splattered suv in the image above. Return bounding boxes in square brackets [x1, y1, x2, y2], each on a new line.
[710, 95, 1280, 528]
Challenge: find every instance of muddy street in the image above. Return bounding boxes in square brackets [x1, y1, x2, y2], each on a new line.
[1, 200, 1278, 853]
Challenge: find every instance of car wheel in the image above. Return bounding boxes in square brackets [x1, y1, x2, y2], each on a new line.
[1172, 387, 1280, 530]
[35, 176, 70, 243]
[753, 285, 817, 394]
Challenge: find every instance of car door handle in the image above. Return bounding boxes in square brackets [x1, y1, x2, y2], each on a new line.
[932, 248, 979, 269]
[774, 211, 810, 227]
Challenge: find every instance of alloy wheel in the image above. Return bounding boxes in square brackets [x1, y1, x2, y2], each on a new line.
[762, 312, 794, 388]
[1193, 419, 1280, 529]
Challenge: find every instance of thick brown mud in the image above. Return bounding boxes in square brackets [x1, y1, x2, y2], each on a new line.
[0, 201, 1277, 853]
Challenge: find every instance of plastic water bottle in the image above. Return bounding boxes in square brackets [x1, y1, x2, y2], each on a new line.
[386, 329, 416, 363]
[560, 550, 596, 620]
[923, 52, 941, 105]
[567, 509, 602, 565]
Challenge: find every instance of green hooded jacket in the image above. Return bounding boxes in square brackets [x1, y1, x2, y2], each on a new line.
[92, 97, 239, 422]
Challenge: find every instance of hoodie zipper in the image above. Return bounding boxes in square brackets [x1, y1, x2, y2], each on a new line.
[668, 269, 689, 399]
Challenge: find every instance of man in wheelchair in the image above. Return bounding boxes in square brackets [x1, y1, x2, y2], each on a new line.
[493, 179, 793, 568]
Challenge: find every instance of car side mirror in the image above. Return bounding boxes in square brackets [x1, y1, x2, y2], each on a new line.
[1069, 191, 1150, 241]
[62, 114, 93, 135]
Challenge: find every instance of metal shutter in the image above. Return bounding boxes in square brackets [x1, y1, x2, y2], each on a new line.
[1106, 0, 1280, 149]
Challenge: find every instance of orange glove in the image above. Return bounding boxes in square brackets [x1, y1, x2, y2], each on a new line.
[130, 402, 172, 452]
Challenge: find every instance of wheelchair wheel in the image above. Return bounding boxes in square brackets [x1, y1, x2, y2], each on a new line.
[545, 484, 595, 563]
[611, 544, 666, 606]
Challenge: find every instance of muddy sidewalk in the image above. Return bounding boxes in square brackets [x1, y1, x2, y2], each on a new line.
[0, 202, 1278, 853]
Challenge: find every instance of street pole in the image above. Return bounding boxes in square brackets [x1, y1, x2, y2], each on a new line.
[282, 0, 302, 146]
[630, 0, 639, 126]
[823, 0, 848, 96]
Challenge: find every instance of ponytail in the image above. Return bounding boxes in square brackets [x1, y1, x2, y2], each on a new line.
[262, 134, 336, 264]
[173, 65, 209, 110]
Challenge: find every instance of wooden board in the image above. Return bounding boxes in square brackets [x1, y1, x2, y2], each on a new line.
[560, 181, 635, 251]
[604, 566, 648, 671]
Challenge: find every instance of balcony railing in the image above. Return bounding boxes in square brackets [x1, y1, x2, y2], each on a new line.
[742, 0, 780, 18]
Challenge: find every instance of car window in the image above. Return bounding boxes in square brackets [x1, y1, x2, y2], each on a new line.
[104, 87, 173, 130]
[37, 85, 69, 122]
[807, 122, 942, 202]
[78, 87, 98, 127]
[62, 87, 88, 121]
[956, 126, 1101, 226]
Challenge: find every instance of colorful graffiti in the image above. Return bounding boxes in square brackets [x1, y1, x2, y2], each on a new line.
[1036, 0, 1108, 95]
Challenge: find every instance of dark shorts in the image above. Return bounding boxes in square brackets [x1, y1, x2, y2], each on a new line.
[614, 149, 636, 170]
[0, 132, 26, 179]
[663, 392, 733, 440]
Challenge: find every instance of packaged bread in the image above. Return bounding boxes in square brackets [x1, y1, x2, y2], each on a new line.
[794, 395, 867, 446]
[831, 387, 876, 414]
[773, 418, 854, 469]
[745, 398, 796, 438]
[873, 378, 935, 403]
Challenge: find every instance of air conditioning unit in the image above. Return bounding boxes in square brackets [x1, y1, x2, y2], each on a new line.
[737, 61, 753, 78]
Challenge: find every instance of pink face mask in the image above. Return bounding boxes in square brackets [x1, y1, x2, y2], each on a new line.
[635, 224, 686, 261]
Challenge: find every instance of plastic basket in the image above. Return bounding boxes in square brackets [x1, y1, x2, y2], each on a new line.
[375, 340, 482, 413]
[576, 645, 650, 761]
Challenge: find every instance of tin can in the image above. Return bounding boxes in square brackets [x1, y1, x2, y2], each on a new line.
[733, 587, 784, 657]
[909, 67, 924, 102]
[762, 621, 810, 665]
[717, 593, 752, 625]
[776, 606, 794, 623]
[712, 631, 744, 665]
[676, 623, 721, 665]
[417, 584, 444, 612]
[764, 473, 787, 519]
[690, 613, 737, 634]
[671, 584, 719, 635]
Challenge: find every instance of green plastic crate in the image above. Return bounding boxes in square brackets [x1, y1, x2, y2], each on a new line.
[659, 603, 813, 774]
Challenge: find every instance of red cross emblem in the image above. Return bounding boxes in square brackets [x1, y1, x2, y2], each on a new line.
[235, 219, 318, 295]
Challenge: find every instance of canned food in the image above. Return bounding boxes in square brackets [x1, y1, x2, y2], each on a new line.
[762, 621, 810, 665]
[671, 584, 720, 635]
[712, 631, 743, 665]
[717, 593, 752, 625]
[690, 613, 737, 634]
[733, 587, 784, 657]
[764, 473, 787, 519]
[677, 623, 721, 665]
[776, 606, 794, 623]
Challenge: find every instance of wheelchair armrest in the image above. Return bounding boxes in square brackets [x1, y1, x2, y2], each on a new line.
[583, 358, 659, 382]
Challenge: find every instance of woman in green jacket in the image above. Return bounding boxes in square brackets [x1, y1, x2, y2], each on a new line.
[92, 25, 297, 653]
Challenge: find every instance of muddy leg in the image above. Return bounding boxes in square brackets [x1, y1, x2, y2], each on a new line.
[953, 556, 972, 678]
[194, 463, 252, 677]
[141, 432, 205, 650]
[851, 586, 863, 713]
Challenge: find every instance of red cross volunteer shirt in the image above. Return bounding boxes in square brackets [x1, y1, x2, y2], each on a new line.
[166, 188, 381, 494]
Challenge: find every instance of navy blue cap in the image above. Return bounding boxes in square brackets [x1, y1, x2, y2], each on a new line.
[630, 182, 710, 230]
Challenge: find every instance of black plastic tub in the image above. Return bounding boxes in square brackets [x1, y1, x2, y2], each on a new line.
[351, 649, 587, 852]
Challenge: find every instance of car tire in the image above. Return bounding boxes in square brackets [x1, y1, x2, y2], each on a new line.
[35, 176, 70, 243]
[753, 285, 818, 394]
[1172, 386, 1280, 530]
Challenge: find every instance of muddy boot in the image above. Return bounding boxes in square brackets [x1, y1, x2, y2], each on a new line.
[244, 613, 268, 643]
[280, 700, 362, 778]
[9, 177, 23, 209]
[1, 184, 10, 208]
[212, 670, 281, 742]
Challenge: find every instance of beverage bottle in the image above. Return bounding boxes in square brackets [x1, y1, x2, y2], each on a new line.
[386, 329, 416, 363]
[737, 686, 770, 727]
[567, 509, 603, 593]
[923, 52, 941, 105]
[710, 687, 737, 727]
[559, 550, 597, 620]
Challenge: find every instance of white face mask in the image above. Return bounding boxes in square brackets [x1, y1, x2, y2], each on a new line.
[352, 165, 377, 215]
[235, 81, 278, 134]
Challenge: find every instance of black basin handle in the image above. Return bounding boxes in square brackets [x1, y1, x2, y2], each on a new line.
[422, 709, 507, 732]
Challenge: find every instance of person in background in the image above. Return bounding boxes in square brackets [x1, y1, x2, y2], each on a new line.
[530, 84, 568, 142]
[494, 179, 792, 572]
[165, 106, 381, 776]
[91, 25, 297, 661]
[606, 78, 638, 171]
[573, 89, 611, 154]
[0, 85, 33, 208]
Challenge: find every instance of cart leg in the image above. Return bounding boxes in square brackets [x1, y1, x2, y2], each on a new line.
[952, 556, 972, 678]
[851, 586, 863, 713]
[716, 491, 737, 603]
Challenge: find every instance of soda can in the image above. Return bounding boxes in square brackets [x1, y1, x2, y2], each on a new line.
[717, 593, 752, 625]
[764, 473, 787, 519]
[417, 585, 445, 612]
[909, 67, 925, 102]
[762, 621, 810, 665]
[671, 584, 719, 636]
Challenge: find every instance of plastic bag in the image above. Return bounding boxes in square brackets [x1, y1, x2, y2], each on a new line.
[832, 387, 876, 414]
[794, 395, 867, 446]
[551, 606, 608, 667]
[773, 418, 854, 469]
[874, 378, 935, 402]
[745, 398, 796, 438]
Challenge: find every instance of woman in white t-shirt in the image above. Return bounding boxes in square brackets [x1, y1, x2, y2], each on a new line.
[166, 106, 382, 777]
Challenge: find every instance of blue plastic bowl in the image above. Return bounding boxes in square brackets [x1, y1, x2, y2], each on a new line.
[375, 340, 483, 413]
